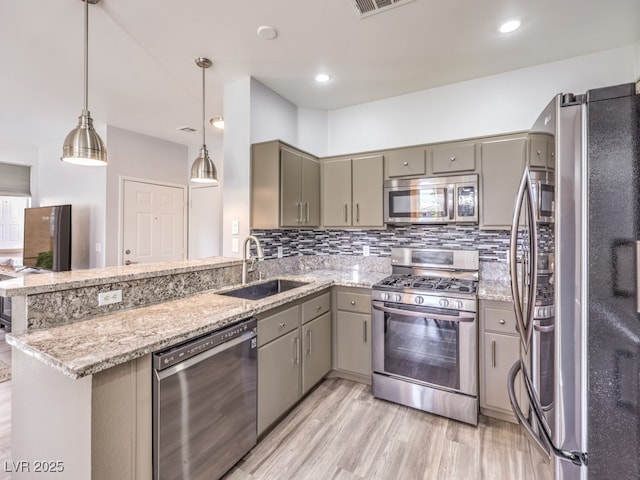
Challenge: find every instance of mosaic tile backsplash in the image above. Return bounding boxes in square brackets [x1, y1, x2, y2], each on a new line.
[252, 224, 554, 263]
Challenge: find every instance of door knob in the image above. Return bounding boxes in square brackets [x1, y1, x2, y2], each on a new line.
[125, 260, 138, 265]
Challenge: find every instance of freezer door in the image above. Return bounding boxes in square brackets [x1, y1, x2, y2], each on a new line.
[585, 86, 640, 480]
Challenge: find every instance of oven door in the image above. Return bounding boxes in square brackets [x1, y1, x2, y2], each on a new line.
[372, 301, 477, 396]
[384, 185, 454, 224]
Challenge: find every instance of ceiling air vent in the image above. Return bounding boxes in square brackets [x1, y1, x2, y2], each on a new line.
[177, 126, 197, 133]
[350, 0, 415, 18]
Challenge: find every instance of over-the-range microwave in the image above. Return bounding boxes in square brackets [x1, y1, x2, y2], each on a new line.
[384, 174, 478, 224]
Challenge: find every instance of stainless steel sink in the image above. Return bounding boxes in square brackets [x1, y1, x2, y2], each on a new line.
[219, 279, 309, 300]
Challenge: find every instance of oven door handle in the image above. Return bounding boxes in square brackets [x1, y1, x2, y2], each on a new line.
[372, 303, 475, 322]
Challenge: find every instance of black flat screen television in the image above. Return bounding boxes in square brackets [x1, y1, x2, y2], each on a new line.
[23, 205, 72, 271]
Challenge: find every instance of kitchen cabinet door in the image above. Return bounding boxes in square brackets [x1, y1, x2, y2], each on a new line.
[352, 155, 384, 227]
[385, 148, 426, 178]
[323, 159, 352, 227]
[301, 154, 321, 227]
[432, 143, 477, 174]
[335, 311, 371, 377]
[281, 147, 304, 227]
[257, 329, 301, 435]
[301, 312, 332, 395]
[480, 136, 527, 229]
[481, 332, 520, 416]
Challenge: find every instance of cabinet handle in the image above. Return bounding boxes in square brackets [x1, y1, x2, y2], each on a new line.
[279, 322, 286, 328]
[491, 340, 496, 368]
[306, 202, 310, 223]
[297, 202, 302, 223]
[363, 320, 368, 343]
[499, 319, 506, 325]
[403, 161, 408, 166]
[307, 330, 312, 356]
[316, 305, 322, 310]
[450, 156, 456, 162]
[344, 204, 348, 223]
[294, 337, 300, 364]
[351, 300, 356, 305]
[356, 203, 360, 223]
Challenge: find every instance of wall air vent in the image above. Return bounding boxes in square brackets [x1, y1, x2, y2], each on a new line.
[350, 0, 415, 18]
[177, 126, 197, 133]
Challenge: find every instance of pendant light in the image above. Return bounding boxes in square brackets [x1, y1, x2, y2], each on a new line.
[190, 57, 218, 184]
[61, 0, 107, 166]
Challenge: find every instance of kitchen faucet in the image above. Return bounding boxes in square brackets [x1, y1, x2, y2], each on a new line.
[242, 235, 265, 285]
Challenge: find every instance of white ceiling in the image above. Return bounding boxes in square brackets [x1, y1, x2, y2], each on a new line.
[1, 0, 638, 150]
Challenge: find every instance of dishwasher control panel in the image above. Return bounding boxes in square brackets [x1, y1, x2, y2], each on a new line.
[153, 317, 257, 370]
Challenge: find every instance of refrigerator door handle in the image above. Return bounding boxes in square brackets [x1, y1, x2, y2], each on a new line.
[525, 178, 538, 348]
[510, 169, 529, 351]
[507, 360, 551, 460]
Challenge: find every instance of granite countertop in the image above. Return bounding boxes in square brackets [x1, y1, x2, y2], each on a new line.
[477, 280, 513, 302]
[0, 257, 243, 297]
[6, 269, 388, 380]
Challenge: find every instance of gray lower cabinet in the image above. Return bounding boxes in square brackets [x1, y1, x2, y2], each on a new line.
[302, 312, 332, 395]
[333, 287, 372, 380]
[257, 290, 331, 435]
[480, 135, 527, 229]
[479, 299, 521, 423]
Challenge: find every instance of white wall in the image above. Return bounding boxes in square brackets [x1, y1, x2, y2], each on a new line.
[104, 126, 188, 266]
[635, 37, 640, 81]
[297, 108, 329, 157]
[222, 78, 252, 257]
[327, 46, 637, 155]
[250, 78, 298, 145]
[37, 138, 107, 269]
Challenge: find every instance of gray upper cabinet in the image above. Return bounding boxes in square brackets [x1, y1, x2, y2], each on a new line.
[432, 142, 477, 174]
[384, 147, 426, 178]
[528, 133, 555, 170]
[323, 155, 384, 228]
[251, 140, 320, 229]
[480, 136, 527, 229]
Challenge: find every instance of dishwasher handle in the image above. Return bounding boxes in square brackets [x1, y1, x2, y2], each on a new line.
[154, 317, 257, 371]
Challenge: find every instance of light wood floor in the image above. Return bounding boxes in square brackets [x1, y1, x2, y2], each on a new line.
[0, 334, 552, 480]
[225, 377, 553, 480]
[0, 328, 11, 480]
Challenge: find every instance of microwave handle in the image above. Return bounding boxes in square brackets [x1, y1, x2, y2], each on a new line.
[448, 185, 455, 221]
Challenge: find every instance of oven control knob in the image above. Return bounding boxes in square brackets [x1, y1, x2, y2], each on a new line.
[394, 294, 402, 302]
[453, 301, 463, 309]
[414, 296, 424, 305]
[439, 298, 449, 308]
[381, 292, 390, 301]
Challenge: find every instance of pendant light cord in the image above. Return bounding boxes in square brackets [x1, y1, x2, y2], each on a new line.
[201, 64, 206, 147]
[83, 0, 89, 114]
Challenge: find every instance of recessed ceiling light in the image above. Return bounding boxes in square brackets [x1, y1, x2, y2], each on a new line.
[257, 25, 278, 40]
[315, 73, 331, 83]
[499, 19, 521, 33]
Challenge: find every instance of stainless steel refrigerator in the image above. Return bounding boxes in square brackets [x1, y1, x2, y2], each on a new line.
[508, 83, 640, 480]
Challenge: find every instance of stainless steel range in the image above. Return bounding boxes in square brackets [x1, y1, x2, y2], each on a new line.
[372, 247, 479, 425]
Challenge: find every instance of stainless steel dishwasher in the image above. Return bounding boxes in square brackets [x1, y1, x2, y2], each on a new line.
[153, 317, 257, 480]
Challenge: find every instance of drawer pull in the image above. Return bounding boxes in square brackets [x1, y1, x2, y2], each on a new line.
[403, 161, 409, 166]
[499, 319, 506, 325]
[351, 300, 356, 305]
[279, 322, 286, 328]
[316, 305, 322, 310]
[450, 156, 456, 162]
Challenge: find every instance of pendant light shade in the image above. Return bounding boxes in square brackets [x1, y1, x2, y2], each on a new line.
[61, 0, 107, 166]
[190, 57, 218, 184]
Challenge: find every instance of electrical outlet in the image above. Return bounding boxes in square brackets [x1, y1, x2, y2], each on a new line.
[277, 246, 283, 258]
[363, 245, 370, 257]
[98, 290, 122, 306]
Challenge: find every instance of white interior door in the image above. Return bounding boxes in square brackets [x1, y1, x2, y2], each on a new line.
[122, 179, 186, 266]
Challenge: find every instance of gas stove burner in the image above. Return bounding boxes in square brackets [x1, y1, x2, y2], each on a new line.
[376, 274, 478, 295]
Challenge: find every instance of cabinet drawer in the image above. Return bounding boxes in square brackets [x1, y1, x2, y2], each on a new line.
[483, 305, 517, 335]
[336, 291, 371, 314]
[258, 305, 299, 347]
[432, 143, 476, 173]
[301, 291, 331, 324]
[386, 149, 426, 177]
